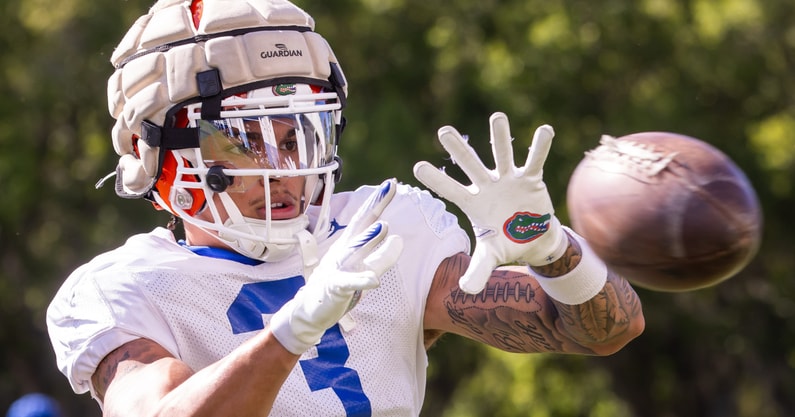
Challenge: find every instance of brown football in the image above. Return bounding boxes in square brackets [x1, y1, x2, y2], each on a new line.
[566, 132, 762, 292]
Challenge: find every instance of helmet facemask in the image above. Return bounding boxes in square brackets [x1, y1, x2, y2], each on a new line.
[154, 83, 342, 262]
[105, 0, 349, 265]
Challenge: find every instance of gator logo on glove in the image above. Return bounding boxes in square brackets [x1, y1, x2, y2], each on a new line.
[503, 211, 551, 243]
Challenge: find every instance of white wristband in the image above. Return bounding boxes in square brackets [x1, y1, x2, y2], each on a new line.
[533, 227, 607, 305]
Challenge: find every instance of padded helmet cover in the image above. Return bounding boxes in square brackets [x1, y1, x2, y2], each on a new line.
[107, 0, 347, 197]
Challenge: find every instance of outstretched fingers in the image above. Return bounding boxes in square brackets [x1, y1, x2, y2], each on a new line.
[437, 126, 492, 186]
[523, 125, 555, 177]
[490, 112, 516, 178]
[413, 161, 470, 207]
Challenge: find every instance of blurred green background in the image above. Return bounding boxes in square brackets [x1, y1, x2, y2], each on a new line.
[1, 0, 793, 416]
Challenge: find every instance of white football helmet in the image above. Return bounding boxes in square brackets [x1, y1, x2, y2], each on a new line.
[104, 0, 348, 263]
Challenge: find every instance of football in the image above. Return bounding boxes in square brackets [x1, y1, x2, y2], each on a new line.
[566, 132, 762, 292]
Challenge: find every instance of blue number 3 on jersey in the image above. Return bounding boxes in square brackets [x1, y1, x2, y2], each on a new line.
[226, 277, 372, 416]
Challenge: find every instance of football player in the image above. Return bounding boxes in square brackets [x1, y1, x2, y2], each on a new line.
[47, 0, 645, 415]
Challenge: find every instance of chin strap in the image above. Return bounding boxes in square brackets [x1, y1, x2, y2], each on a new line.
[295, 229, 320, 274]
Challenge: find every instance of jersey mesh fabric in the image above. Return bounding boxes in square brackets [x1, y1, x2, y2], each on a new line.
[47, 182, 470, 416]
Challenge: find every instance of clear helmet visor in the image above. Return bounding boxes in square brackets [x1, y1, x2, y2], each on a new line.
[198, 112, 336, 194]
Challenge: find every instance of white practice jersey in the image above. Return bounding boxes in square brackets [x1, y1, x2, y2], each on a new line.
[47, 182, 469, 416]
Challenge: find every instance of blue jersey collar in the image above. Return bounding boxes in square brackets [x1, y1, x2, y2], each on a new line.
[179, 240, 264, 266]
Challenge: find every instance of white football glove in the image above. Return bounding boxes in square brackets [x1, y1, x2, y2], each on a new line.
[414, 112, 568, 294]
[270, 179, 404, 354]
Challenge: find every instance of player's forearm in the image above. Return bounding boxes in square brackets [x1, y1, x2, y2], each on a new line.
[153, 330, 298, 417]
[531, 232, 645, 355]
[101, 331, 299, 417]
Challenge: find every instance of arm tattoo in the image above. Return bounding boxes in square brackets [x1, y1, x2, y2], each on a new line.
[434, 234, 643, 354]
[531, 231, 581, 278]
[92, 339, 170, 400]
[94, 350, 131, 398]
[438, 264, 583, 354]
[552, 271, 639, 347]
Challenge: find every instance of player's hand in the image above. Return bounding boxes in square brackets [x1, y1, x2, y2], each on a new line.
[270, 179, 404, 354]
[414, 112, 567, 294]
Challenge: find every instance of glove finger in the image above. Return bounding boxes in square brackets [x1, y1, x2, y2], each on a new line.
[458, 246, 500, 294]
[490, 112, 515, 178]
[331, 270, 381, 293]
[335, 235, 404, 293]
[346, 178, 397, 237]
[523, 124, 555, 177]
[413, 161, 470, 207]
[338, 221, 389, 270]
[437, 125, 492, 186]
[363, 235, 404, 277]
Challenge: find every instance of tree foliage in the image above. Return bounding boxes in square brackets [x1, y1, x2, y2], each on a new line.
[1, 0, 793, 416]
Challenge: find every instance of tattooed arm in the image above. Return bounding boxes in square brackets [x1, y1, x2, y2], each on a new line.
[423, 231, 645, 355]
[91, 330, 299, 416]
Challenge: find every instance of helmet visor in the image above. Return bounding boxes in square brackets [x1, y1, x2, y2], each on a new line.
[198, 112, 336, 192]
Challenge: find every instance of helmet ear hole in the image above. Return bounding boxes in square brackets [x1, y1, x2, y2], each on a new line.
[155, 151, 205, 216]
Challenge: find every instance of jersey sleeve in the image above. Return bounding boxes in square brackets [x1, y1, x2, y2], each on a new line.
[46, 232, 180, 395]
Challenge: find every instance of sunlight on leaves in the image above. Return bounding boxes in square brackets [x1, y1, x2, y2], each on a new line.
[578, 22, 601, 48]
[3, 59, 35, 98]
[360, 0, 404, 14]
[737, 379, 779, 417]
[748, 112, 795, 196]
[693, 0, 763, 43]
[748, 112, 795, 169]
[480, 41, 522, 89]
[527, 12, 574, 49]
[442, 349, 632, 417]
[18, 0, 79, 34]
[428, 16, 462, 72]
[641, 0, 685, 21]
